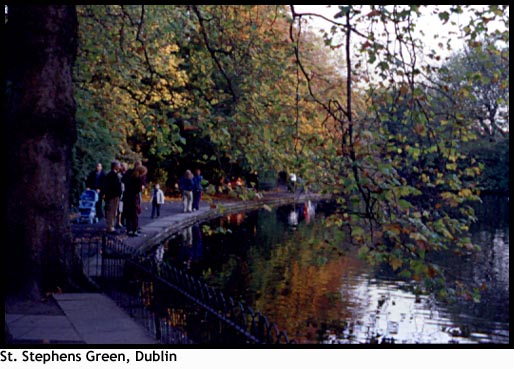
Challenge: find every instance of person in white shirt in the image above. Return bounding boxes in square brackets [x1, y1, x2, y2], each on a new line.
[150, 183, 165, 218]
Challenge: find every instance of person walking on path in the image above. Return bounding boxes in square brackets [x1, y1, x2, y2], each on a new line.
[192, 169, 204, 211]
[151, 183, 165, 218]
[103, 161, 122, 233]
[123, 164, 147, 237]
[116, 162, 128, 228]
[85, 162, 106, 219]
[179, 170, 194, 213]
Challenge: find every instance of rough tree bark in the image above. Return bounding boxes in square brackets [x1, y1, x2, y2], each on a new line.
[5, 5, 85, 299]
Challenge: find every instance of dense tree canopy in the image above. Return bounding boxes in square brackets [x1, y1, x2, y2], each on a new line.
[72, 5, 509, 297]
[71, 5, 351, 198]
[6, 5, 508, 301]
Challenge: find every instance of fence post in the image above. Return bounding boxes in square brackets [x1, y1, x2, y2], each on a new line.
[100, 234, 107, 280]
[152, 273, 162, 342]
[102, 233, 107, 256]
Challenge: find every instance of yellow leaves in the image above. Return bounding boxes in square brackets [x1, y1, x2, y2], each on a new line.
[435, 172, 445, 186]
[445, 162, 457, 171]
[390, 256, 403, 271]
[458, 188, 472, 198]
[441, 191, 460, 207]
[410, 232, 427, 242]
[459, 87, 471, 98]
[439, 227, 453, 240]
[163, 44, 179, 54]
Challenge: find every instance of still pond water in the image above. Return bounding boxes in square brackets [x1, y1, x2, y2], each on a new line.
[158, 196, 509, 344]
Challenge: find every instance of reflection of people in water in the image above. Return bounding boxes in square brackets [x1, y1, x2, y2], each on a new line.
[303, 200, 315, 224]
[286, 202, 316, 227]
[154, 244, 165, 264]
[288, 208, 298, 227]
[229, 212, 245, 225]
[182, 226, 193, 247]
[179, 225, 203, 270]
[191, 225, 203, 260]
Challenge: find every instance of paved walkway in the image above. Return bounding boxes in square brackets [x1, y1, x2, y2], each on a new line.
[74, 190, 317, 254]
[6, 293, 157, 344]
[5, 191, 325, 345]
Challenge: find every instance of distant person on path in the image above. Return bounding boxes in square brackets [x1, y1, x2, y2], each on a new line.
[103, 161, 122, 233]
[151, 183, 165, 218]
[85, 162, 106, 219]
[288, 173, 297, 193]
[179, 170, 194, 213]
[123, 164, 147, 237]
[116, 162, 128, 228]
[192, 169, 204, 211]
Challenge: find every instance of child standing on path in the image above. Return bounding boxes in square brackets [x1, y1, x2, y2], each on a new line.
[151, 183, 165, 218]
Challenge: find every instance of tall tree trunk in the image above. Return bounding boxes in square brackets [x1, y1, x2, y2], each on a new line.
[5, 5, 83, 299]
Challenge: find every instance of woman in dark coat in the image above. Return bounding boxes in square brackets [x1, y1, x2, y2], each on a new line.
[123, 165, 147, 237]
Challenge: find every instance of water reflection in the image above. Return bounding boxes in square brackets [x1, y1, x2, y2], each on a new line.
[172, 224, 203, 270]
[159, 197, 509, 344]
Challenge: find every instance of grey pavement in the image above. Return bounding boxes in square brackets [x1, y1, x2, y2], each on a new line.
[77, 190, 311, 254]
[6, 293, 157, 344]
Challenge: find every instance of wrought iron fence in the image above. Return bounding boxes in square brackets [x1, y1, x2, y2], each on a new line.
[74, 233, 296, 344]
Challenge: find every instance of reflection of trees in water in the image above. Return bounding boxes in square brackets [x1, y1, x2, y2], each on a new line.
[465, 196, 509, 324]
[161, 199, 509, 343]
[459, 225, 509, 325]
[427, 195, 510, 332]
[247, 219, 365, 343]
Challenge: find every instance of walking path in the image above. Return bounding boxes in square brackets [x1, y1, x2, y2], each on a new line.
[6, 294, 157, 344]
[73, 189, 322, 254]
[5, 190, 326, 345]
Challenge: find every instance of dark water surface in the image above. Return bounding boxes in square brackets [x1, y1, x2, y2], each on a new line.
[158, 197, 509, 344]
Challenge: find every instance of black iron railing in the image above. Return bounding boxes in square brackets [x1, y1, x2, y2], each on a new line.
[74, 234, 295, 344]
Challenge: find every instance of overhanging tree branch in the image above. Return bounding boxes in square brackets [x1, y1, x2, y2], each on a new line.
[192, 5, 238, 103]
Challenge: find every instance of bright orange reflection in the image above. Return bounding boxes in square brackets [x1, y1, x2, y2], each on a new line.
[247, 221, 367, 343]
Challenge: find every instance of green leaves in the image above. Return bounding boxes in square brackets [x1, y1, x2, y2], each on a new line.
[438, 11, 450, 24]
[70, 5, 507, 304]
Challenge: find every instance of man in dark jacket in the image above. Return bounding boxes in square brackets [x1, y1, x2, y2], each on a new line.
[86, 162, 106, 219]
[103, 161, 122, 233]
[179, 170, 194, 213]
[192, 169, 204, 211]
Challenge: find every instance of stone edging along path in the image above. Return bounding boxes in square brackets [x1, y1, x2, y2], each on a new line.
[123, 192, 330, 256]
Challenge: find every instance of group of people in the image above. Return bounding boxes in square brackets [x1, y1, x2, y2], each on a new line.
[86, 160, 148, 236]
[178, 169, 204, 213]
[85, 162, 204, 236]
